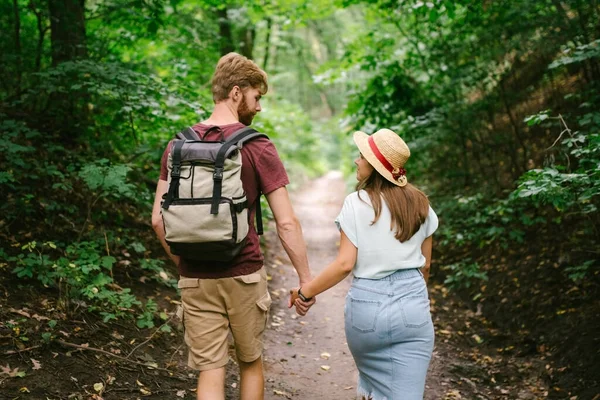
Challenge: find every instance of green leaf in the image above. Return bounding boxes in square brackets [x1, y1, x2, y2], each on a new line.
[101, 256, 116, 269]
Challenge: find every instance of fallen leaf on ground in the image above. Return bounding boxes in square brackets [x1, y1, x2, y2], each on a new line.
[1, 365, 25, 378]
[320, 365, 331, 371]
[31, 359, 41, 370]
[93, 383, 104, 392]
[176, 390, 186, 398]
[273, 389, 292, 398]
[9, 308, 31, 318]
[320, 352, 331, 359]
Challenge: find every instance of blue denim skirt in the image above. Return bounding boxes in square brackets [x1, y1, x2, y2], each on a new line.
[345, 268, 434, 400]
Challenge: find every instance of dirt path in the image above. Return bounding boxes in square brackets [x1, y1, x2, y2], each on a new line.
[262, 172, 449, 399]
[262, 172, 357, 399]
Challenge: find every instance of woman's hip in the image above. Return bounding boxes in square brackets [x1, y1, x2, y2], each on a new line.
[344, 271, 434, 350]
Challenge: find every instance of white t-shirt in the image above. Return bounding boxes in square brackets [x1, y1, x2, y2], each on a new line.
[335, 190, 439, 279]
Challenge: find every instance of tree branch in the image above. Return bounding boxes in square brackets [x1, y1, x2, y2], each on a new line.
[56, 340, 174, 372]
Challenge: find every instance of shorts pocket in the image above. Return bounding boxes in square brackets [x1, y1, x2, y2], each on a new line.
[401, 296, 431, 328]
[256, 292, 272, 312]
[235, 271, 262, 284]
[256, 292, 272, 335]
[350, 299, 381, 333]
[174, 304, 185, 332]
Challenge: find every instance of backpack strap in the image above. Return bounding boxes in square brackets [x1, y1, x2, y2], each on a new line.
[176, 127, 200, 141]
[162, 139, 186, 210]
[225, 128, 269, 235]
[225, 126, 268, 146]
[255, 196, 264, 235]
[210, 127, 268, 215]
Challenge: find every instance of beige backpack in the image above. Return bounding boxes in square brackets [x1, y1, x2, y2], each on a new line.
[161, 126, 267, 261]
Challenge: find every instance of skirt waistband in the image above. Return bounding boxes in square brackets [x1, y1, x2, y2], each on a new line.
[355, 268, 422, 282]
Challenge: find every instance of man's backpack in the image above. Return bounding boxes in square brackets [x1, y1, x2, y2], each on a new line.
[161, 126, 268, 262]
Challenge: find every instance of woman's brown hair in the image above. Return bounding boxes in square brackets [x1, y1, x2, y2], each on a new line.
[211, 52, 268, 102]
[357, 171, 430, 242]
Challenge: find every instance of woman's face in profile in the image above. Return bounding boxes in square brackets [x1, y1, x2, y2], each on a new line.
[355, 153, 374, 181]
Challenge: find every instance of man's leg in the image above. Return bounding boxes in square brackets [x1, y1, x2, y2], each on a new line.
[197, 367, 226, 400]
[239, 356, 264, 400]
[223, 268, 270, 400]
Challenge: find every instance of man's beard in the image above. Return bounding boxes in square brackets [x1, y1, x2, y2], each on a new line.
[238, 96, 256, 126]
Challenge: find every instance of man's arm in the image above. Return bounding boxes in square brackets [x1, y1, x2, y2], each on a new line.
[151, 179, 181, 266]
[420, 235, 433, 283]
[265, 187, 312, 286]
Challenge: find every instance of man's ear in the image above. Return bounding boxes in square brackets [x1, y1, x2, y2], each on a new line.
[230, 85, 241, 102]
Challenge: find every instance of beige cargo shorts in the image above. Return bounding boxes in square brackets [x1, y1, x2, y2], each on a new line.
[178, 267, 272, 371]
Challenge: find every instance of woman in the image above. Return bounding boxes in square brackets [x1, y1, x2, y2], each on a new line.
[289, 128, 438, 400]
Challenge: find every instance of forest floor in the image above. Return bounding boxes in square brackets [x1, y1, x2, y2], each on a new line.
[0, 173, 594, 399]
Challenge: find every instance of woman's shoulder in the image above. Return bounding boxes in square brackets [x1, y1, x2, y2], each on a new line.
[344, 190, 370, 205]
[427, 204, 438, 218]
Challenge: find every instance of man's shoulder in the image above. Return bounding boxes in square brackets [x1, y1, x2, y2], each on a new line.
[240, 134, 275, 158]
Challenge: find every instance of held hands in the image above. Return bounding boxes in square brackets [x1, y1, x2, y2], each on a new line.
[288, 287, 316, 316]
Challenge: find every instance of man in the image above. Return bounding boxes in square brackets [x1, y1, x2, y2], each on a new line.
[151, 52, 314, 400]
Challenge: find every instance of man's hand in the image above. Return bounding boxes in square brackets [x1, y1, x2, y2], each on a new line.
[288, 287, 316, 316]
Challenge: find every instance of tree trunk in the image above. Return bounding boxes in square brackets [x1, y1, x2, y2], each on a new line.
[47, 0, 88, 139]
[499, 79, 527, 177]
[48, 0, 87, 66]
[13, 0, 22, 96]
[29, 0, 48, 72]
[216, 7, 234, 55]
[575, 0, 600, 80]
[262, 17, 272, 69]
[239, 26, 255, 59]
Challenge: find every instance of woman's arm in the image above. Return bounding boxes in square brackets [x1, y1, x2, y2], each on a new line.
[289, 230, 357, 313]
[420, 235, 433, 283]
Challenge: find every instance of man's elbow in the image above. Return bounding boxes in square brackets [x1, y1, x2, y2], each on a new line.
[151, 214, 164, 234]
[276, 216, 300, 234]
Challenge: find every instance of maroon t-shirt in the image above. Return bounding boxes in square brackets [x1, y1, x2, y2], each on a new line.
[160, 122, 289, 278]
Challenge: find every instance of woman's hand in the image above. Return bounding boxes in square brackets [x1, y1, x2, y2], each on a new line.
[288, 288, 315, 316]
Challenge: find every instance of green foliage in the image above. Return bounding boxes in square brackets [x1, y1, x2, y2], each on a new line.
[30, 60, 204, 150]
[7, 238, 175, 326]
[438, 108, 599, 285]
[140, 258, 178, 289]
[79, 160, 136, 200]
[0, 119, 40, 189]
[136, 299, 159, 329]
[549, 39, 600, 69]
[442, 260, 488, 290]
[255, 99, 328, 185]
[565, 260, 596, 282]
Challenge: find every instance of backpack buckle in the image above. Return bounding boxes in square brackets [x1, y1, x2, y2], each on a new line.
[213, 168, 223, 180]
[172, 164, 181, 177]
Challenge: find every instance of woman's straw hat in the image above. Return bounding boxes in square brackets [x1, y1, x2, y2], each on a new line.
[353, 128, 411, 187]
